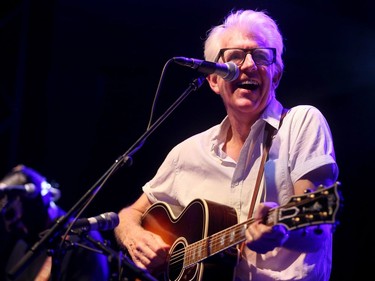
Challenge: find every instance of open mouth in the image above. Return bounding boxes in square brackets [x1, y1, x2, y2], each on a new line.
[237, 80, 260, 91]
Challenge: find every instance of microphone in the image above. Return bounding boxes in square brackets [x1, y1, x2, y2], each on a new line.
[173, 57, 239, 82]
[70, 212, 119, 232]
[0, 183, 39, 198]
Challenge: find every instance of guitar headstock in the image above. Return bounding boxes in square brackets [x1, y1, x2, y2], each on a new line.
[272, 182, 342, 231]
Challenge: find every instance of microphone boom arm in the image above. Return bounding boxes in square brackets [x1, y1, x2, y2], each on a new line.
[7, 71, 206, 280]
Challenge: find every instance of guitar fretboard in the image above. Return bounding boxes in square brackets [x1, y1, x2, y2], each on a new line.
[183, 219, 252, 268]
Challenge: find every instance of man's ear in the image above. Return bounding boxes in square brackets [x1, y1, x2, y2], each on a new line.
[272, 71, 282, 89]
[206, 74, 221, 94]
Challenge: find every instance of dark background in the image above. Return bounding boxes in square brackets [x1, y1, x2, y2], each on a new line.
[1, 0, 374, 279]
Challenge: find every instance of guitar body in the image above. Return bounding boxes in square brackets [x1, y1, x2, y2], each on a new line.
[142, 199, 239, 281]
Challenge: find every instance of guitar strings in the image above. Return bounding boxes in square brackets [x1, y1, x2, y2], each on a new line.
[166, 190, 333, 271]
[167, 217, 257, 269]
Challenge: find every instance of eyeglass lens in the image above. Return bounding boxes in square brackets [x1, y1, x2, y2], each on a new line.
[222, 48, 274, 66]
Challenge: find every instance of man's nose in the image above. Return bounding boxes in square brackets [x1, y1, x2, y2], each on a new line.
[241, 53, 257, 70]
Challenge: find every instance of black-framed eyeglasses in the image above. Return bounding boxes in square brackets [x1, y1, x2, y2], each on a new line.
[215, 48, 276, 66]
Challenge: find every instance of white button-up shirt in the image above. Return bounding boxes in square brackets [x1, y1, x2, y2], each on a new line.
[143, 97, 338, 280]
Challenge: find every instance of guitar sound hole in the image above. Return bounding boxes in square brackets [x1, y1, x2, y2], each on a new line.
[167, 240, 185, 281]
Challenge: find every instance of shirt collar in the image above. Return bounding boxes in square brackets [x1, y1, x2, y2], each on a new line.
[210, 97, 285, 154]
[260, 97, 284, 130]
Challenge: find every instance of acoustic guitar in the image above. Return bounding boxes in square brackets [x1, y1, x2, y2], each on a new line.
[141, 182, 341, 281]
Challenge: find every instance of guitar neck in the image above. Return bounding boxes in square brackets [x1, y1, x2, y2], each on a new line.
[183, 182, 341, 268]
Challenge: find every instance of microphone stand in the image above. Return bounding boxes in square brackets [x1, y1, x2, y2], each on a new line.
[7, 75, 206, 281]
